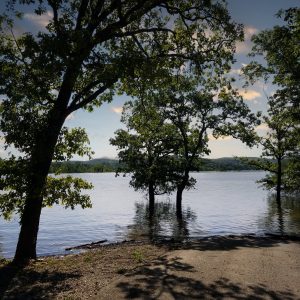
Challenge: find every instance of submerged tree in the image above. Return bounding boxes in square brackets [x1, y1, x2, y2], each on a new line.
[0, 0, 243, 262]
[128, 201, 197, 242]
[243, 7, 300, 194]
[110, 100, 180, 216]
[113, 71, 259, 217]
[245, 96, 296, 200]
[150, 75, 259, 216]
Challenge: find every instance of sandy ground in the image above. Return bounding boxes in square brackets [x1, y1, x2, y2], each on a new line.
[1, 236, 300, 299]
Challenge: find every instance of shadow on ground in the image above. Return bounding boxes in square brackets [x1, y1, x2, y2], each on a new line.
[117, 255, 297, 299]
[0, 261, 80, 299]
[157, 234, 300, 251]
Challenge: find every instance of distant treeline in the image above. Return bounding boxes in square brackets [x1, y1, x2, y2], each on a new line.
[49, 158, 120, 173]
[48, 157, 261, 173]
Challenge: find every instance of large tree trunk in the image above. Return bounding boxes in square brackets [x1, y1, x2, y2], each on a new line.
[13, 53, 88, 263]
[148, 182, 155, 218]
[14, 113, 65, 264]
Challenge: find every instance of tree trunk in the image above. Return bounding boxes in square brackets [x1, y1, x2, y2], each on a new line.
[148, 182, 155, 218]
[14, 114, 65, 263]
[13, 54, 88, 263]
[176, 186, 184, 219]
[276, 198, 284, 235]
[176, 171, 189, 219]
[276, 158, 282, 202]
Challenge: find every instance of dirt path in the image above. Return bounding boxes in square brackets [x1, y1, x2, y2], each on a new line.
[100, 238, 300, 299]
[1, 236, 300, 299]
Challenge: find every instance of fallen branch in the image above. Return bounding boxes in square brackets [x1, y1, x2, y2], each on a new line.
[65, 239, 108, 251]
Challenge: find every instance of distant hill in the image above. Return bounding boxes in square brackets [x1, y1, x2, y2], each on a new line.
[199, 157, 261, 171]
[49, 157, 261, 173]
[50, 158, 120, 173]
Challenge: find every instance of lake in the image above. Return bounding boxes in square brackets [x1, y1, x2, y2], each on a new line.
[1, 171, 300, 258]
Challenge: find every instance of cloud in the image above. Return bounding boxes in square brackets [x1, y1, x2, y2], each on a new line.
[24, 11, 53, 27]
[255, 123, 269, 132]
[229, 63, 249, 75]
[244, 26, 259, 40]
[111, 106, 123, 114]
[236, 26, 259, 54]
[239, 89, 261, 101]
[229, 68, 242, 75]
[236, 41, 251, 54]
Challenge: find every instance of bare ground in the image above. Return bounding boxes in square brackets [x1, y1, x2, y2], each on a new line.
[1, 236, 300, 300]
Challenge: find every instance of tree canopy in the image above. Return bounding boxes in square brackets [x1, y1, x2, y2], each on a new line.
[112, 67, 259, 214]
[243, 8, 300, 194]
[0, 0, 244, 262]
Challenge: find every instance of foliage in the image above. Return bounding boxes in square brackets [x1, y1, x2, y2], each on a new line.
[260, 101, 296, 190]
[0, 0, 243, 220]
[152, 74, 259, 195]
[0, 156, 28, 219]
[113, 71, 259, 200]
[243, 97, 296, 191]
[110, 100, 180, 195]
[0, 157, 93, 219]
[54, 127, 94, 161]
[243, 8, 300, 193]
[0, 0, 248, 259]
[43, 176, 93, 209]
[244, 8, 299, 93]
[0, 132, 94, 221]
[284, 158, 300, 192]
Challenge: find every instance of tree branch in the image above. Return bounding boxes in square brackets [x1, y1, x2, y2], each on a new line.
[92, 0, 164, 43]
[111, 27, 175, 38]
[66, 78, 117, 113]
[48, 0, 61, 37]
[132, 35, 150, 58]
[75, 0, 90, 31]
[69, 79, 104, 107]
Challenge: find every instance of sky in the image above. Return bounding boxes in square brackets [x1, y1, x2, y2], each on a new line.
[0, 0, 299, 160]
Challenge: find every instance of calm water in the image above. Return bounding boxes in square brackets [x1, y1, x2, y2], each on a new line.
[0, 171, 300, 258]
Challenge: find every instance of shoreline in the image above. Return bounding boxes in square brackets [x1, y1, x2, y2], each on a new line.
[2, 233, 300, 260]
[1, 235, 300, 299]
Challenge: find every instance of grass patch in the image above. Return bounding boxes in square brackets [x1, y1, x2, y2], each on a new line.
[132, 250, 144, 263]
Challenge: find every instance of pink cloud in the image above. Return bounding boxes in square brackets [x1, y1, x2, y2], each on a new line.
[111, 106, 123, 114]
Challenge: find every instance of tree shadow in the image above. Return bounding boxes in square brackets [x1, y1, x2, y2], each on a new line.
[0, 262, 22, 299]
[159, 234, 300, 252]
[0, 261, 81, 299]
[116, 255, 297, 299]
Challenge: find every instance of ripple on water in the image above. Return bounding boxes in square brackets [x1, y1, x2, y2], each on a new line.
[0, 172, 300, 258]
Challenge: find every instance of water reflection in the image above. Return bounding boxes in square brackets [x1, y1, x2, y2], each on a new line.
[127, 200, 197, 242]
[0, 235, 3, 258]
[1, 172, 300, 258]
[260, 193, 300, 235]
